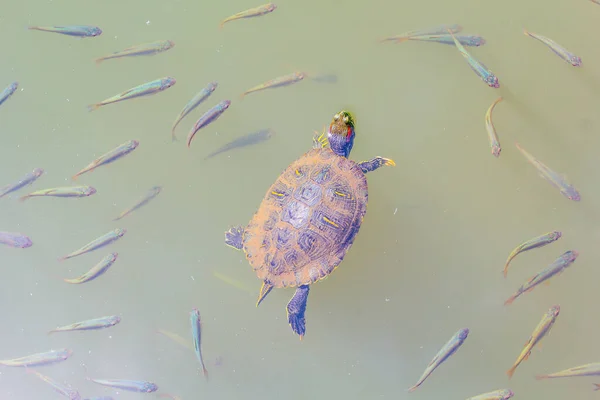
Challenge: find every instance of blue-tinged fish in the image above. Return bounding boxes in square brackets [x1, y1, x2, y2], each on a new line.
[523, 29, 582, 66]
[95, 40, 175, 64]
[241, 72, 305, 98]
[156, 329, 194, 350]
[0, 168, 44, 198]
[515, 142, 580, 201]
[379, 24, 462, 42]
[58, 229, 126, 262]
[388, 34, 486, 47]
[507, 305, 560, 378]
[72, 140, 139, 180]
[187, 100, 231, 148]
[503, 231, 562, 278]
[113, 186, 162, 221]
[537, 362, 600, 380]
[407, 328, 469, 392]
[190, 308, 209, 378]
[88, 77, 176, 112]
[205, 129, 274, 159]
[0, 231, 32, 248]
[64, 253, 118, 284]
[0, 82, 18, 107]
[27, 369, 81, 400]
[171, 82, 218, 141]
[28, 25, 102, 38]
[0, 348, 72, 367]
[19, 186, 96, 201]
[49, 315, 121, 334]
[87, 377, 158, 393]
[447, 29, 499, 88]
[505, 250, 578, 305]
[485, 97, 503, 157]
[219, 3, 277, 28]
[466, 389, 514, 400]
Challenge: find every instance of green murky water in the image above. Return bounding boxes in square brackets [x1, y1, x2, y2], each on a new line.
[1, 0, 600, 399]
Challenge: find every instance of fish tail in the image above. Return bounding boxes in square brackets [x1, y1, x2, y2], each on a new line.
[535, 374, 549, 380]
[202, 366, 209, 380]
[219, 20, 226, 29]
[407, 384, 419, 393]
[71, 173, 79, 181]
[394, 37, 409, 43]
[503, 259, 512, 278]
[506, 365, 517, 379]
[523, 28, 531, 36]
[239, 92, 246, 100]
[47, 330, 56, 335]
[18, 194, 30, 202]
[87, 103, 101, 112]
[504, 295, 516, 306]
[593, 384, 600, 391]
[27, 26, 40, 31]
[94, 57, 105, 65]
[57, 255, 67, 262]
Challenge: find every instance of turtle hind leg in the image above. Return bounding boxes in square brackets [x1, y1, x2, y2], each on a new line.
[224, 225, 244, 250]
[358, 157, 396, 173]
[286, 285, 310, 340]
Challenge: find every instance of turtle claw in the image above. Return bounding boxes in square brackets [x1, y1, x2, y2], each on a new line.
[224, 225, 244, 250]
[312, 127, 328, 149]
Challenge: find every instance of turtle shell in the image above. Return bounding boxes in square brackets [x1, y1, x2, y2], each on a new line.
[242, 147, 368, 289]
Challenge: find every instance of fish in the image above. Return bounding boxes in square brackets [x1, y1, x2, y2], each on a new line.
[466, 389, 514, 400]
[0, 168, 44, 198]
[485, 97, 503, 157]
[190, 308, 209, 378]
[241, 72, 305, 98]
[205, 129, 274, 159]
[95, 40, 175, 64]
[503, 231, 562, 278]
[58, 229, 126, 262]
[219, 3, 277, 28]
[379, 24, 462, 42]
[0, 81, 19, 107]
[88, 77, 176, 111]
[507, 305, 560, 378]
[72, 140, 139, 180]
[64, 253, 119, 284]
[213, 271, 254, 295]
[593, 0, 600, 4]
[156, 329, 194, 350]
[523, 29, 582, 66]
[113, 186, 162, 221]
[0, 232, 32, 248]
[447, 29, 499, 88]
[386, 34, 486, 47]
[186, 100, 231, 148]
[171, 82, 218, 141]
[19, 186, 96, 201]
[28, 25, 102, 37]
[87, 378, 158, 393]
[407, 328, 469, 392]
[27, 369, 81, 400]
[515, 142, 580, 201]
[504, 250, 578, 305]
[49, 315, 121, 334]
[0, 348, 72, 367]
[536, 363, 600, 379]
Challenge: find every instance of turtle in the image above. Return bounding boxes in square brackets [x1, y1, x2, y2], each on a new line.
[224, 110, 395, 339]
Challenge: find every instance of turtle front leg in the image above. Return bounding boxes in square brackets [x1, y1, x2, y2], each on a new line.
[286, 285, 310, 339]
[358, 157, 396, 174]
[224, 225, 244, 250]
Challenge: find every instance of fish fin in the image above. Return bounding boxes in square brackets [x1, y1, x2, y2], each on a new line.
[407, 384, 419, 392]
[87, 103, 101, 112]
[504, 295, 516, 306]
[593, 384, 600, 391]
[94, 57, 104, 65]
[202, 366, 209, 380]
[506, 366, 516, 379]
[18, 195, 29, 202]
[523, 28, 530, 36]
[535, 374, 548, 380]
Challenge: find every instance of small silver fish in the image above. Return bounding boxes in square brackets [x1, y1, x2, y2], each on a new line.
[0, 231, 32, 248]
[87, 377, 158, 393]
[95, 40, 175, 64]
[503, 231, 562, 278]
[0, 82, 18, 107]
[113, 186, 162, 221]
[64, 253, 118, 284]
[466, 389, 514, 400]
[88, 77, 176, 111]
[485, 97, 502, 157]
[27, 369, 81, 400]
[0, 348, 72, 367]
[19, 186, 96, 201]
[379, 23, 463, 42]
[72, 140, 139, 180]
[448, 29, 499, 88]
[171, 82, 218, 141]
[205, 129, 274, 159]
[407, 328, 469, 392]
[0, 168, 44, 198]
[28, 25, 102, 37]
[190, 308, 209, 378]
[186, 100, 231, 148]
[523, 29, 582, 66]
[58, 229, 126, 261]
[49, 315, 121, 334]
[537, 362, 600, 380]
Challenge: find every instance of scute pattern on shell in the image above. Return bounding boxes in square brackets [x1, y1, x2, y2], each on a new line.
[243, 147, 368, 288]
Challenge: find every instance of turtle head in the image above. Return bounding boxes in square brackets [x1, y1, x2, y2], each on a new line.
[327, 110, 355, 158]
